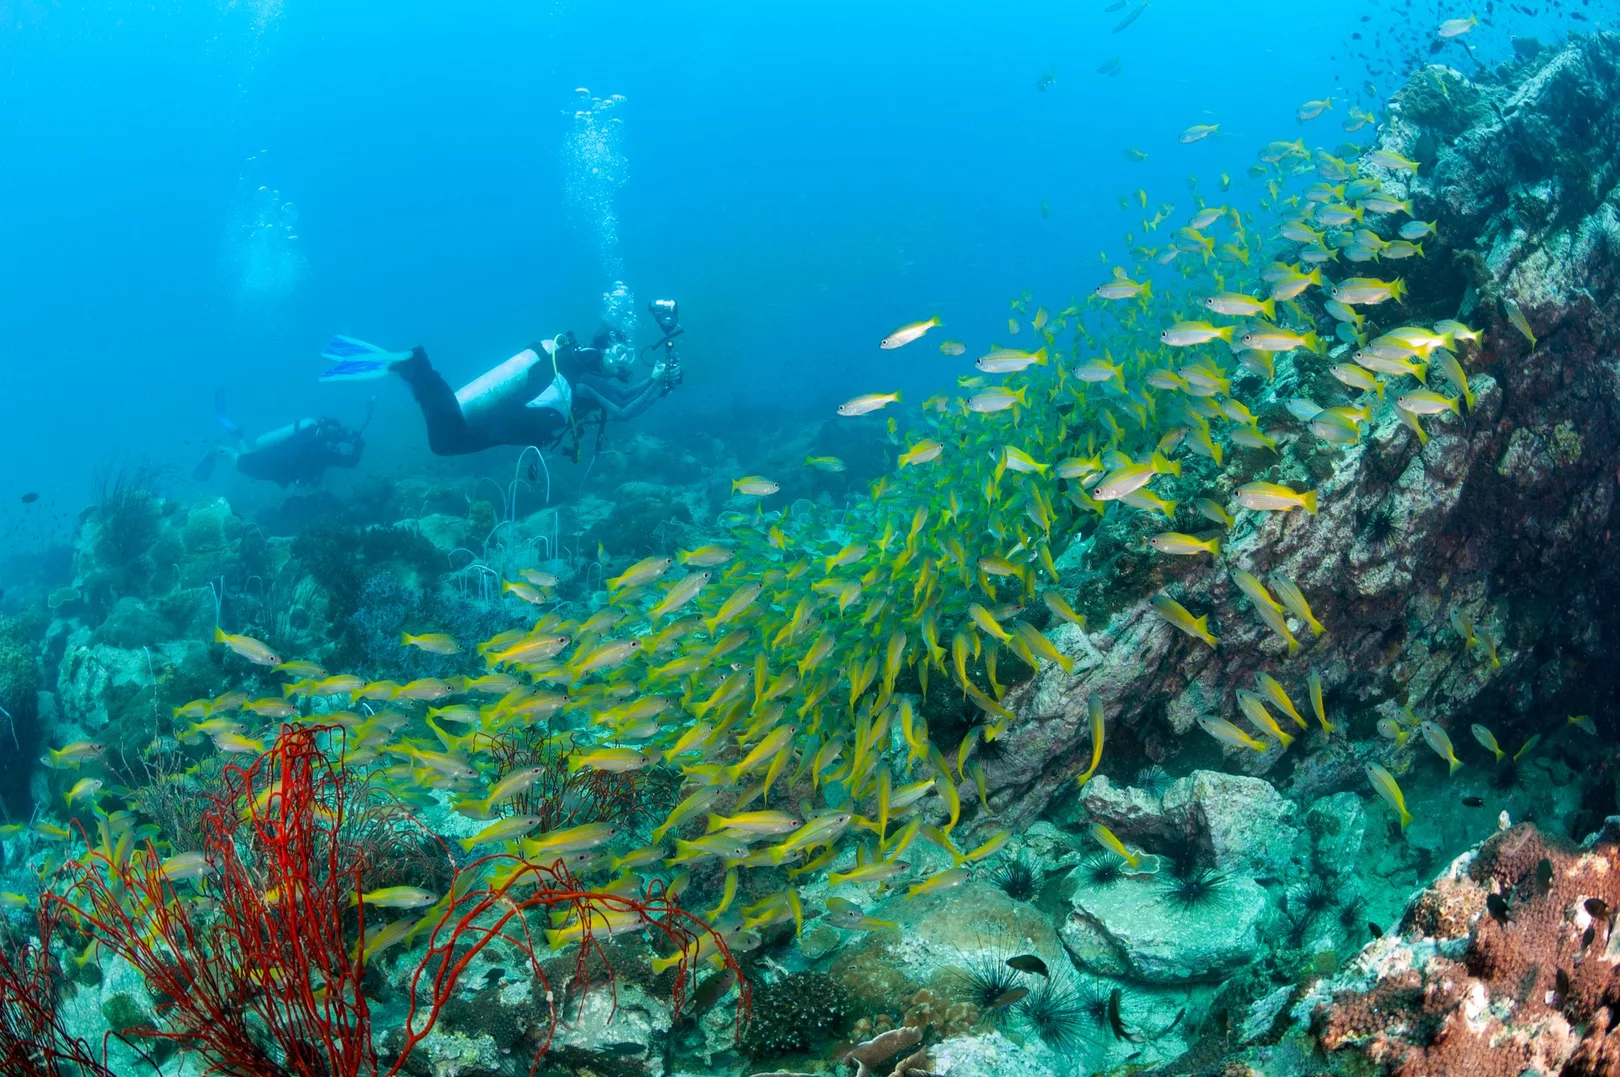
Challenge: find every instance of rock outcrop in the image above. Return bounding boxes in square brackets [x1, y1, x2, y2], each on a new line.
[980, 31, 1620, 854]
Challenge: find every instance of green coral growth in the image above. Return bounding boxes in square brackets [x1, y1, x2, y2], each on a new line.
[741, 972, 853, 1061]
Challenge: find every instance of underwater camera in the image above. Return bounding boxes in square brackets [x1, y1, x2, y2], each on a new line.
[649, 298, 681, 338]
[644, 298, 685, 383]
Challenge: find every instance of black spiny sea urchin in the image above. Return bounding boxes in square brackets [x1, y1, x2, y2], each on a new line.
[1076, 850, 1126, 887]
[1016, 976, 1089, 1052]
[948, 951, 1027, 1022]
[987, 855, 1040, 902]
[1156, 865, 1230, 911]
[1288, 874, 1337, 920]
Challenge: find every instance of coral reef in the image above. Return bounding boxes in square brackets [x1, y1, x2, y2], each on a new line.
[740, 972, 852, 1061]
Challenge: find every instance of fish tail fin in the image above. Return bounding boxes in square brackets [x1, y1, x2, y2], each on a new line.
[1449, 757, 1462, 776]
[1412, 363, 1429, 385]
[1140, 280, 1153, 299]
[1399, 807, 1413, 829]
[1206, 538, 1221, 556]
[704, 814, 726, 833]
[1300, 490, 1318, 515]
[1217, 325, 1235, 342]
[1260, 297, 1275, 320]
[1278, 730, 1295, 748]
[1304, 331, 1322, 354]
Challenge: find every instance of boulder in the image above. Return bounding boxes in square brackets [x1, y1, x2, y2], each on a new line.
[1305, 792, 1368, 880]
[1061, 870, 1269, 983]
[1161, 770, 1304, 882]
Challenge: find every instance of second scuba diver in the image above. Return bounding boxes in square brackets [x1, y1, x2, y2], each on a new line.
[318, 298, 685, 460]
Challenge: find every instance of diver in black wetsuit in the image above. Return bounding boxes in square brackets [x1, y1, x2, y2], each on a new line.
[329, 299, 685, 460]
[194, 397, 369, 488]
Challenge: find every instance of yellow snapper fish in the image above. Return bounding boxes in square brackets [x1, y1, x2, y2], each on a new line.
[1148, 532, 1220, 556]
[1330, 277, 1408, 306]
[1419, 721, 1463, 775]
[880, 316, 941, 349]
[1199, 715, 1268, 752]
[401, 632, 460, 655]
[40, 740, 107, 770]
[805, 455, 847, 472]
[965, 385, 1028, 413]
[1307, 668, 1334, 733]
[1502, 296, 1537, 347]
[608, 555, 674, 592]
[976, 347, 1048, 374]
[1094, 271, 1153, 301]
[1470, 723, 1504, 762]
[213, 626, 280, 666]
[899, 439, 944, 467]
[1149, 594, 1217, 647]
[1076, 694, 1106, 784]
[731, 476, 779, 497]
[1234, 482, 1318, 514]
[1365, 763, 1413, 828]
[838, 392, 902, 416]
[1205, 292, 1276, 319]
[352, 886, 439, 909]
[939, 340, 967, 356]
[1160, 321, 1234, 346]
[1271, 576, 1325, 635]
[1438, 13, 1478, 36]
[677, 544, 734, 566]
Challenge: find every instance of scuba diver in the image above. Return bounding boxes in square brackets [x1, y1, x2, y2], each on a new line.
[193, 392, 369, 488]
[318, 299, 685, 461]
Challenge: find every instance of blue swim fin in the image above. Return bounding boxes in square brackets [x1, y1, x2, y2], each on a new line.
[214, 389, 241, 437]
[192, 446, 219, 482]
[318, 335, 412, 382]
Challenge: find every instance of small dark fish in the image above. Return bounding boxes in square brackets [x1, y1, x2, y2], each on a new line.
[1462, 795, 1485, 807]
[1107, 988, 1142, 1042]
[598, 1043, 646, 1057]
[1554, 968, 1571, 1005]
[1486, 893, 1512, 924]
[1007, 954, 1049, 977]
[1112, 1, 1148, 33]
[1036, 71, 1056, 92]
[1103, 0, 1127, 9]
[1585, 897, 1610, 921]
[988, 986, 1030, 1010]
[1585, 925, 1596, 949]
[692, 968, 736, 1012]
[1536, 858, 1554, 891]
[19, 492, 37, 504]
[1368, 921, 1384, 938]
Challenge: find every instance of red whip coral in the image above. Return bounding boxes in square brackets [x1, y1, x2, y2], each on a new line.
[49, 724, 740, 1076]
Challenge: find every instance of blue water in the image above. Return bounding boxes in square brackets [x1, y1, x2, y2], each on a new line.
[0, 0, 1581, 564]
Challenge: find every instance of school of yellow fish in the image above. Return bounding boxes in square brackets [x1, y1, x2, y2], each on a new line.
[24, 93, 1547, 983]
